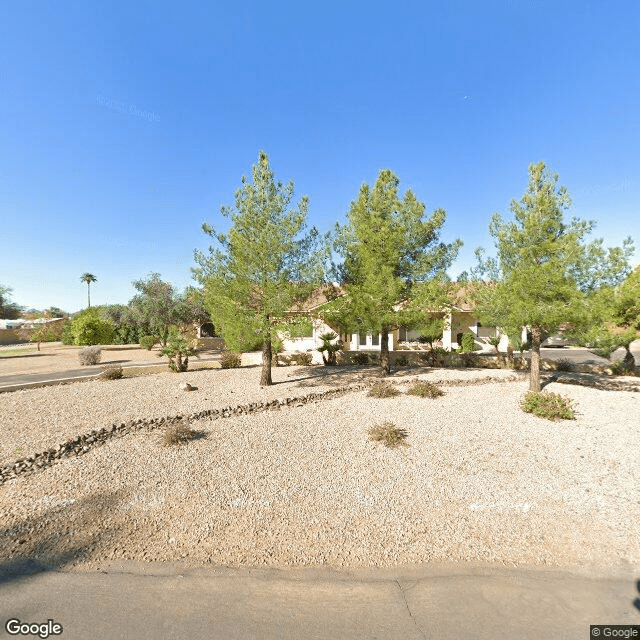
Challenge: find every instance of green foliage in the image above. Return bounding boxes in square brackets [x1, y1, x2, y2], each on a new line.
[0, 285, 23, 319]
[70, 309, 115, 346]
[521, 391, 575, 421]
[416, 317, 445, 348]
[219, 351, 242, 369]
[407, 381, 444, 398]
[368, 382, 401, 398]
[317, 331, 343, 366]
[368, 422, 409, 448]
[139, 335, 158, 350]
[78, 346, 102, 366]
[194, 151, 326, 386]
[470, 162, 633, 391]
[160, 328, 195, 372]
[271, 338, 284, 365]
[100, 365, 124, 380]
[321, 169, 461, 376]
[127, 275, 208, 347]
[460, 332, 476, 353]
[395, 354, 409, 366]
[100, 304, 141, 345]
[60, 320, 74, 345]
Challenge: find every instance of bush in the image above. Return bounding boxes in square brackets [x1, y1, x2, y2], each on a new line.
[162, 421, 200, 446]
[395, 354, 409, 367]
[407, 381, 444, 398]
[460, 332, 476, 353]
[368, 422, 409, 448]
[277, 354, 292, 366]
[368, 382, 401, 398]
[460, 352, 479, 368]
[78, 346, 102, 366]
[318, 332, 343, 366]
[352, 352, 369, 365]
[160, 328, 195, 372]
[70, 309, 115, 346]
[140, 335, 158, 350]
[521, 391, 575, 421]
[100, 365, 123, 380]
[220, 351, 241, 369]
[554, 358, 574, 372]
[272, 338, 284, 365]
[291, 352, 312, 366]
[60, 321, 74, 345]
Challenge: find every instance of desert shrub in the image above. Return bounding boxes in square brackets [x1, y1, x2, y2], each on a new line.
[521, 391, 575, 421]
[277, 354, 293, 366]
[220, 351, 241, 369]
[100, 365, 123, 380]
[162, 421, 200, 446]
[318, 332, 343, 366]
[460, 332, 476, 353]
[291, 352, 312, 366]
[368, 421, 409, 448]
[460, 352, 479, 368]
[395, 354, 409, 367]
[368, 382, 400, 398]
[610, 360, 639, 376]
[70, 309, 115, 346]
[78, 346, 102, 366]
[407, 381, 444, 398]
[554, 358, 574, 372]
[160, 328, 195, 372]
[352, 352, 369, 365]
[140, 335, 158, 350]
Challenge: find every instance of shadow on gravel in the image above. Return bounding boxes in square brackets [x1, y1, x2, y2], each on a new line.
[634, 580, 640, 613]
[0, 353, 55, 359]
[0, 489, 127, 586]
[283, 365, 434, 389]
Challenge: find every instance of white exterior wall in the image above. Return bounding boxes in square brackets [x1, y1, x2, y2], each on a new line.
[348, 332, 394, 351]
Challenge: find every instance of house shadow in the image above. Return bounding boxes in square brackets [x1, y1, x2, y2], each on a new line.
[0, 488, 127, 586]
[634, 579, 640, 613]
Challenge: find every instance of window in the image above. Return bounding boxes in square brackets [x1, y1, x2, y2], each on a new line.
[359, 332, 367, 347]
[371, 333, 379, 346]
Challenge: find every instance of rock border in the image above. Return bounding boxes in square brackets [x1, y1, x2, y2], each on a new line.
[0, 372, 525, 485]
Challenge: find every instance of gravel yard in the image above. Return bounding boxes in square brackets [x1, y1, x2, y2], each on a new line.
[1, 366, 638, 572]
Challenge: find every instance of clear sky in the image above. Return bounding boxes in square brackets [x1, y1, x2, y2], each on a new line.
[1, 0, 638, 313]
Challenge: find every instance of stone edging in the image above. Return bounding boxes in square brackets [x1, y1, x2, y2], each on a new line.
[0, 373, 525, 485]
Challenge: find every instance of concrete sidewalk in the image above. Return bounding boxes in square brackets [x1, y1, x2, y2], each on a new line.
[1, 560, 638, 639]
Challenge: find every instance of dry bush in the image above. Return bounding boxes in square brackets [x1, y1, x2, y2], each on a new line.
[368, 382, 401, 398]
[368, 421, 409, 448]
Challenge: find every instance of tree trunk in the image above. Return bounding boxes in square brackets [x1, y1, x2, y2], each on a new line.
[261, 337, 273, 386]
[529, 326, 542, 392]
[623, 346, 635, 372]
[87, 285, 91, 308]
[380, 328, 390, 376]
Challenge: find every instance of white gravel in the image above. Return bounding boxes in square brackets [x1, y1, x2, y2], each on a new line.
[1, 366, 638, 572]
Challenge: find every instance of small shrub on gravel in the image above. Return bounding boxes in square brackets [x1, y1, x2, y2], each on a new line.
[368, 421, 409, 448]
[353, 352, 369, 365]
[220, 351, 241, 369]
[162, 422, 202, 446]
[291, 352, 313, 365]
[368, 382, 400, 398]
[395, 354, 409, 367]
[554, 358, 574, 372]
[78, 346, 102, 366]
[140, 335, 158, 350]
[100, 365, 123, 380]
[521, 391, 575, 421]
[460, 332, 476, 353]
[406, 381, 444, 398]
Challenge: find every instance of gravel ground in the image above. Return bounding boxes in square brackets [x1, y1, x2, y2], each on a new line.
[1, 366, 638, 572]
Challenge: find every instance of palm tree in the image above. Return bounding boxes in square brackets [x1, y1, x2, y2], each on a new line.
[80, 273, 97, 308]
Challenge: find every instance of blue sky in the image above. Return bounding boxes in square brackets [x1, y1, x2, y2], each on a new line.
[1, 0, 638, 313]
